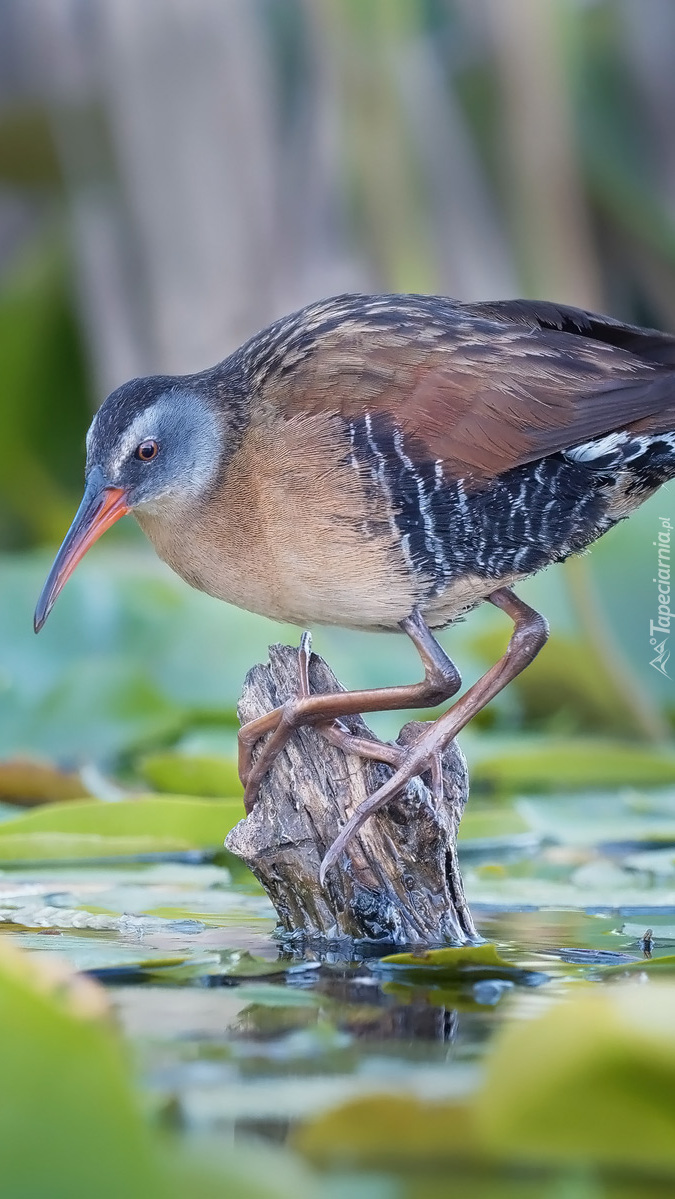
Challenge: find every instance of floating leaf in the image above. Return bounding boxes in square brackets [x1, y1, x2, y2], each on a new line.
[519, 793, 675, 847]
[0, 939, 177, 1199]
[458, 805, 533, 844]
[138, 751, 243, 797]
[84, 955, 207, 985]
[219, 951, 298, 979]
[476, 983, 675, 1172]
[0, 938, 316, 1198]
[2, 659, 187, 762]
[471, 738, 675, 793]
[0, 758, 89, 806]
[294, 1093, 476, 1167]
[599, 954, 675, 977]
[377, 943, 548, 986]
[0, 796, 243, 861]
[129, 954, 226, 983]
[296, 985, 675, 1178]
[0, 551, 296, 761]
[382, 977, 516, 1012]
[138, 950, 302, 985]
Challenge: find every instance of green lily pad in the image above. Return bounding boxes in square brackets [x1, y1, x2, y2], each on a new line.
[476, 982, 675, 1172]
[295, 983, 675, 1179]
[382, 978, 516, 1012]
[471, 738, 675, 793]
[142, 950, 296, 984]
[219, 951, 297, 979]
[0, 795, 243, 861]
[0, 552, 297, 762]
[519, 793, 675, 847]
[0, 937, 317, 1198]
[293, 1093, 476, 1167]
[458, 805, 533, 843]
[599, 954, 675, 976]
[0, 757, 90, 806]
[0, 938, 170, 1199]
[135, 954, 226, 983]
[377, 942, 548, 986]
[138, 751, 243, 797]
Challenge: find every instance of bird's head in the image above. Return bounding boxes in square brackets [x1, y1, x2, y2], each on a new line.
[34, 375, 225, 631]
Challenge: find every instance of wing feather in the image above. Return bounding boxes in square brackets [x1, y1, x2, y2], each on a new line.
[262, 295, 675, 481]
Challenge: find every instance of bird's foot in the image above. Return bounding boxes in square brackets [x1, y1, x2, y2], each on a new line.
[238, 633, 428, 815]
[314, 720, 411, 772]
[317, 718, 445, 798]
[318, 719, 452, 886]
[319, 587, 549, 884]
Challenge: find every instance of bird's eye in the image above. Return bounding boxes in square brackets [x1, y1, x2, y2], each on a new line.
[135, 439, 159, 461]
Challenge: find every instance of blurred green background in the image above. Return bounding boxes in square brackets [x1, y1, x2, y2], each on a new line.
[2, 8, 675, 1196]
[0, 0, 673, 788]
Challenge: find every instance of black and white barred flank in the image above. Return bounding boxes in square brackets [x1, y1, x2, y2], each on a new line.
[348, 413, 675, 597]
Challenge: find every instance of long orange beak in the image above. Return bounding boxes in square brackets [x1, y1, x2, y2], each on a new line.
[34, 468, 130, 632]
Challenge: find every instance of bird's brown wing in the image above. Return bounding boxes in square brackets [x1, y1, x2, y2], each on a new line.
[466, 297, 675, 366]
[271, 297, 675, 483]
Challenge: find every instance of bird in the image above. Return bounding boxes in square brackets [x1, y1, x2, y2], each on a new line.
[35, 293, 675, 882]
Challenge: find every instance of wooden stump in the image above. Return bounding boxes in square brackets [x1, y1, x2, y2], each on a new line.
[225, 643, 478, 946]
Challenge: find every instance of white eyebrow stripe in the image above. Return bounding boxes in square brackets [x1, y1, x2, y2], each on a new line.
[85, 415, 98, 455]
[108, 400, 165, 474]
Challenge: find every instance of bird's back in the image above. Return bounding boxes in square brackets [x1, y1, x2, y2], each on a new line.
[141, 294, 675, 630]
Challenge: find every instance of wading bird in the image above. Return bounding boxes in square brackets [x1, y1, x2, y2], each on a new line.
[35, 295, 675, 882]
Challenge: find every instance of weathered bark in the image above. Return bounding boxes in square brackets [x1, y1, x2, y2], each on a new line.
[225, 644, 477, 946]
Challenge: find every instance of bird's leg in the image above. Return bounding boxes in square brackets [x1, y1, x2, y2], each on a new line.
[311, 611, 459, 786]
[320, 718, 447, 800]
[238, 609, 461, 813]
[238, 631, 315, 813]
[295, 635, 407, 768]
[312, 721, 408, 770]
[318, 588, 549, 884]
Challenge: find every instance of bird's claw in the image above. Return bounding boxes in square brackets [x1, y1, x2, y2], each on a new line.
[240, 632, 419, 815]
[319, 729, 446, 886]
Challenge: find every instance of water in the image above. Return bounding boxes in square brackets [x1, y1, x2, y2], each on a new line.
[2, 790, 675, 1197]
[0, 827, 667, 1131]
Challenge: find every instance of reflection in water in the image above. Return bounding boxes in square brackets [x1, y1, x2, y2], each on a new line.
[1, 841, 674, 1167]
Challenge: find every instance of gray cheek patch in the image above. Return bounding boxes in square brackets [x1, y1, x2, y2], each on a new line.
[162, 391, 222, 498]
[103, 391, 222, 501]
[84, 386, 223, 506]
